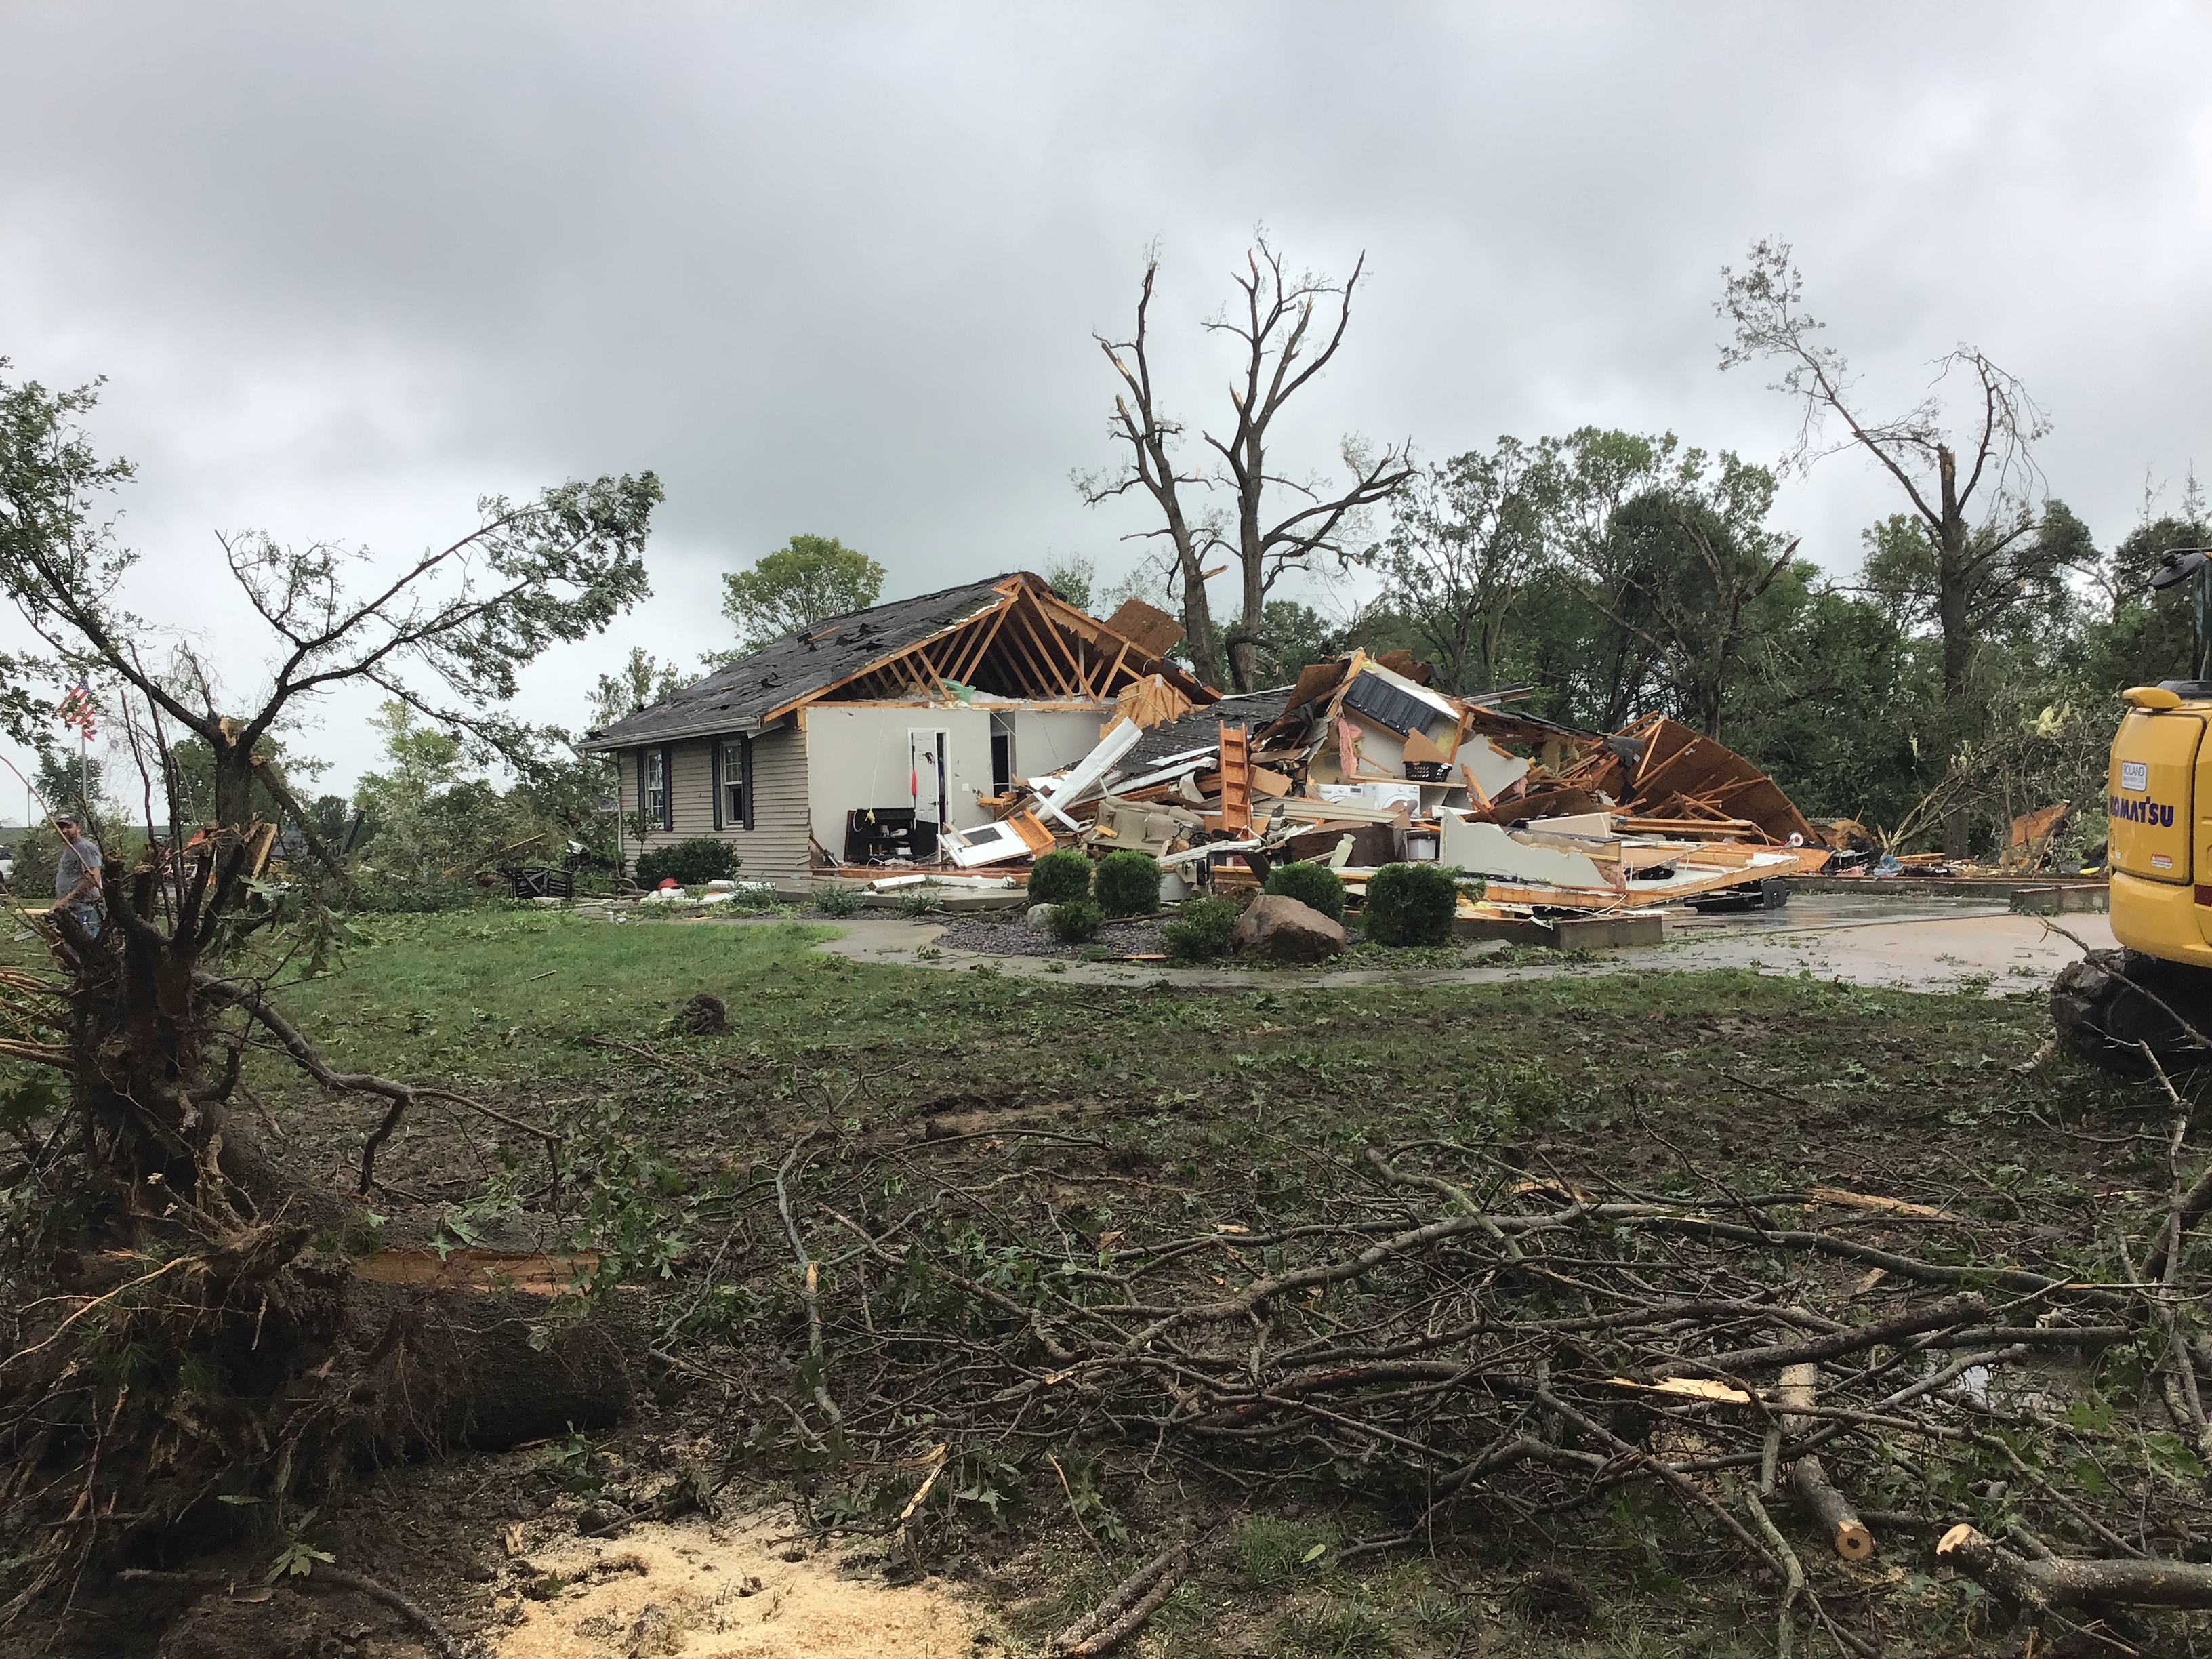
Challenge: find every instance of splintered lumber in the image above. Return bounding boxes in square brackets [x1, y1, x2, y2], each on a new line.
[1937, 1525, 2212, 1610]
[1471, 843, 1830, 909]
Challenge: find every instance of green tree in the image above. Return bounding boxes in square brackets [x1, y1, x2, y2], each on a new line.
[1245, 599, 1350, 687]
[33, 750, 104, 822]
[720, 535, 884, 652]
[161, 732, 316, 832]
[1040, 554, 1095, 612]
[1379, 436, 1563, 694]
[1561, 454, 1795, 739]
[0, 363, 659, 841]
[588, 646, 690, 730]
[1718, 242, 2065, 851]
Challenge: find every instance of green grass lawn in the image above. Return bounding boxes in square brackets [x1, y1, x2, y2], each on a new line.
[234, 907, 2176, 1659]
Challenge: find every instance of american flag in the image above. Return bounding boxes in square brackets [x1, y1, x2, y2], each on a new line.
[56, 681, 96, 742]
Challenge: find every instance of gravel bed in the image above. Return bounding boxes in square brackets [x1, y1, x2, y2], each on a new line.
[934, 914, 1170, 960]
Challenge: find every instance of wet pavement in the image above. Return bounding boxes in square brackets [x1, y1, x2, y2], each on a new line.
[756, 891, 2119, 996]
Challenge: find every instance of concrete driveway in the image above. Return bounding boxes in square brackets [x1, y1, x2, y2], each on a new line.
[796, 894, 2116, 994]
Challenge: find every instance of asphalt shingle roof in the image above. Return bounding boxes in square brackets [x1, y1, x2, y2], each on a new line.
[1120, 689, 1295, 772]
[581, 575, 1013, 750]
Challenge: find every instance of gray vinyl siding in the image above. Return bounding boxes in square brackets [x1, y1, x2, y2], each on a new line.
[618, 722, 812, 880]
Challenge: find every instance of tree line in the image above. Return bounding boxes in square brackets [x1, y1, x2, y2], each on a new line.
[7, 230, 2196, 880]
[1076, 237, 2203, 859]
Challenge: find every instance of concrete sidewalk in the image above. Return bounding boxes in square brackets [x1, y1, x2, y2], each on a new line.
[787, 900, 2116, 994]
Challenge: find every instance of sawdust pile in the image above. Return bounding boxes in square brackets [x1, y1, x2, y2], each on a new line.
[491, 1509, 977, 1659]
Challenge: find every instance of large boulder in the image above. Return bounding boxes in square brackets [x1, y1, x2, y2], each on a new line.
[1231, 893, 1348, 964]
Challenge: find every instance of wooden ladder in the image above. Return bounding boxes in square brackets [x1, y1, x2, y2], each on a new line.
[1218, 724, 1253, 833]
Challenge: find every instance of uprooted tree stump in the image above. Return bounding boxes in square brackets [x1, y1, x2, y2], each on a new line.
[0, 831, 638, 1625]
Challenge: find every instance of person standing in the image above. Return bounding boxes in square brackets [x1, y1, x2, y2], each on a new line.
[54, 814, 103, 940]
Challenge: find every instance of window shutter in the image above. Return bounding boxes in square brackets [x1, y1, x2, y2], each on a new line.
[660, 745, 675, 831]
[636, 749, 649, 821]
[741, 735, 755, 832]
[712, 739, 725, 832]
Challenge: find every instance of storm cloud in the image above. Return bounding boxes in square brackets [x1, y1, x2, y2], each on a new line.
[4, 2, 2208, 790]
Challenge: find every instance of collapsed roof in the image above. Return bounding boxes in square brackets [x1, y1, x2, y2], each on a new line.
[581, 573, 1212, 752]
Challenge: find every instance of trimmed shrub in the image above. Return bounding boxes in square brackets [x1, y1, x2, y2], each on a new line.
[1162, 895, 1240, 962]
[1027, 848, 1092, 906]
[1046, 897, 1105, 945]
[1092, 849, 1162, 918]
[811, 885, 865, 918]
[1263, 860, 1345, 923]
[633, 837, 741, 888]
[1362, 861, 1460, 947]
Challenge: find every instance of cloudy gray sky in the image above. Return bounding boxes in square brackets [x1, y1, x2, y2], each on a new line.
[4, 2, 2209, 802]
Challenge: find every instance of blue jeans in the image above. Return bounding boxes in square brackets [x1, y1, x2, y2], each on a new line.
[64, 904, 100, 939]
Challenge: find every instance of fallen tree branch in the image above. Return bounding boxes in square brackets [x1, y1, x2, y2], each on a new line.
[1937, 1525, 2212, 1612]
[1052, 1544, 1191, 1656]
[194, 971, 561, 1194]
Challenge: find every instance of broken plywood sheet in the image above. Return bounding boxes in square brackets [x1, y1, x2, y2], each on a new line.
[1101, 596, 1184, 659]
[1439, 815, 1611, 887]
[1460, 737, 1531, 804]
[1476, 844, 1832, 909]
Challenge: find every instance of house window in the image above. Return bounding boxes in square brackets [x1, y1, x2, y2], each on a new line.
[641, 747, 670, 831]
[715, 735, 752, 831]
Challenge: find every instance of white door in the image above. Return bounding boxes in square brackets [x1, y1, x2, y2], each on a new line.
[909, 729, 950, 826]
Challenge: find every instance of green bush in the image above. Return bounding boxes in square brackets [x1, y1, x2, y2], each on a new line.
[1361, 862, 1460, 947]
[1092, 848, 1162, 917]
[632, 837, 741, 888]
[811, 885, 865, 918]
[347, 875, 497, 914]
[1263, 859, 1345, 922]
[1046, 897, 1105, 945]
[1027, 848, 1092, 906]
[897, 886, 942, 918]
[1162, 895, 1240, 962]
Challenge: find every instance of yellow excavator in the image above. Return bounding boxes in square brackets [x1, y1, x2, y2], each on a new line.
[2052, 546, 2212, 1067]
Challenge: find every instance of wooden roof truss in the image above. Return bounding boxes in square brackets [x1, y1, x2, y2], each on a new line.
[784, 576, 1206, 713]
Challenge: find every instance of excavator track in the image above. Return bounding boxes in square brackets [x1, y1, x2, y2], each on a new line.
[2051, 946, 2212, 1073]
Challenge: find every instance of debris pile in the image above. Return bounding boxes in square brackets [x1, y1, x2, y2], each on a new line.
[939, 649, 1830, 922]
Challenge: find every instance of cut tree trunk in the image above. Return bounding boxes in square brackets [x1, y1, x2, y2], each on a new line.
[1938, 1525, 2212, 1611]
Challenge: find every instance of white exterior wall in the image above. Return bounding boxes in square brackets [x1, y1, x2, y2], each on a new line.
[1006, 709, 1115, 783]
[804, 705, 1001, 838]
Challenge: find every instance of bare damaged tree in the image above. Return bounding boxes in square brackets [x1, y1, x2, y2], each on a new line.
[1077, 255, 1228, 687]
[1205, 241, 1413, 691]
[1081, 239, 1412, 692]
[1717, 241, 2049, 851]
[0, 362, 658, 1616]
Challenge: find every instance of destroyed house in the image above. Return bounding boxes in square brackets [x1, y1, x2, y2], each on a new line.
[579, 573, 1214, 880]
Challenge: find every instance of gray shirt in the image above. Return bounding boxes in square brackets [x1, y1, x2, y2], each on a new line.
[56, 836, 101, 905]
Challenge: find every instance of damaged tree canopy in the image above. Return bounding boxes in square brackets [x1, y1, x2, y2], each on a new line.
[0, 368, 661, 1627]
